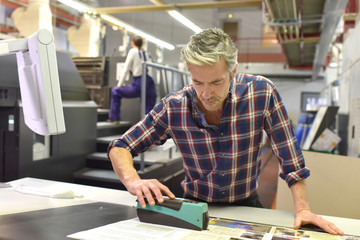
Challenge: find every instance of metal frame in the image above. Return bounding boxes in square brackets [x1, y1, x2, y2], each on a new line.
[139, 62, 190, 172]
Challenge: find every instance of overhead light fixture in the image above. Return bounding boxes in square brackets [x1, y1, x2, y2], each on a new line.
[57, 0, 175, 50]
[101, 15, 175, 50]
[57, 0, 90, 13]
[167, 10, 202, 34]
[149, 0, 201, 34]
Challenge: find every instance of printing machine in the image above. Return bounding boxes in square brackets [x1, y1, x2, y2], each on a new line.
[0, 51, 185, 196]
[0, 51, 98, 182]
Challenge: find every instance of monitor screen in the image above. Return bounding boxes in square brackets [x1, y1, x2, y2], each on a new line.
[0, 29, 66, 135]
[302, 106, 339, 150]
[300, 91, 320, 112]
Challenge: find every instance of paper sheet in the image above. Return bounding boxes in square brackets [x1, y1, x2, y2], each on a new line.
[67, 218, 191, 240]
[68, 218, 359, 240]
[311, 128, 341, 152]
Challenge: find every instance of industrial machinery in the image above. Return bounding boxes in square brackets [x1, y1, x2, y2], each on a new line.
[0, 50, 97, 182]
[72, 56, 125, 109]
[0, 48, 186, 197]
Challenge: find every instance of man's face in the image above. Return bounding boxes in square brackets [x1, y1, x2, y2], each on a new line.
[189, 58, 234, 112]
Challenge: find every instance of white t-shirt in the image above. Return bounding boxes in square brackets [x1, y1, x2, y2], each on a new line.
[118, 48, 152, 86]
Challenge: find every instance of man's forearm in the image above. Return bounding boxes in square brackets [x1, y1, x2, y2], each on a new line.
[289, 179, 344, 235]
[289, 179, 311, 213]
[108, 146, 175, 207]
[108, 147, 140, 188]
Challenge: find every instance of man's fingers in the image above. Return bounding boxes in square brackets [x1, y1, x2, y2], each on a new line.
[295, 212, 344, 236]
[331, 224, 344, 236]
[157, 183, 175, 201]
[136, 189, 147, 208]
[145, 181, 164, 203]
[321, 224, 337, 235]
[293, 217, 301, 230]
[130, 179, 175, 207]
[144, 180, 175, 203]
[141, 180, 166, 206]
[320, 220, 344, 236]
[142, 185, 156, 206]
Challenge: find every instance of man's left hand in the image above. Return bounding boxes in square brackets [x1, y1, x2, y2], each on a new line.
[294, 209, 344, 235]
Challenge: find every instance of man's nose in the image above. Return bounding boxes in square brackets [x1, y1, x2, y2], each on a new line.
[202, 85, 213, 99]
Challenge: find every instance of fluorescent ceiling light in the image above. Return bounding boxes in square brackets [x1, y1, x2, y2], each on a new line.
[57, 0, 175, 50]
[57, 0, 90, 13]
[101, 15, 175, 50]
[168, 10, 202, 34]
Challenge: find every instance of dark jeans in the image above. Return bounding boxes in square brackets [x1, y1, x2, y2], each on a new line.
[183, 192, 264, 208]
[109, 74, 157, 121]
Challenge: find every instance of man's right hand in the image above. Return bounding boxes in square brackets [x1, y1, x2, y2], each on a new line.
[126, 179, 175, 208]
[109, 147, 175, 208]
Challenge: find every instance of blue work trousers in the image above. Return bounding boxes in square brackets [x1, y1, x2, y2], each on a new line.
[109, 75, 157, 121]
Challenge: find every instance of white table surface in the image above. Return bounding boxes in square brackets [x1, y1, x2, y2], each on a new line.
[2, 177, 360, 236]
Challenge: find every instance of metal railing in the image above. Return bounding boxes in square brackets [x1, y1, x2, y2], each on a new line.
[139, 62, 191, 172]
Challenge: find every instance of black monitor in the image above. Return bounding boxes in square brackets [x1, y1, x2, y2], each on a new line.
[300, 91, 320, 112]
[302, 106, 339, 150]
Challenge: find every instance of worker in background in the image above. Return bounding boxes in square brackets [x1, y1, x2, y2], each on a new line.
[108, 36, 157, 123]
[107, 28, 343, 235]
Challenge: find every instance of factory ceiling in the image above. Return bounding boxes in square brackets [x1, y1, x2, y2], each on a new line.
[265, 0, 326, 68]
[263, 0, 350, 80]
[0, 0, 355, 80]
[88, 0, 351, 80]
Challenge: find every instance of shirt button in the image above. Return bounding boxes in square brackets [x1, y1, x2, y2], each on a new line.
[221, 173, 225, 177]
[222, 192, 225, 195]
[220, 132, 224, 136]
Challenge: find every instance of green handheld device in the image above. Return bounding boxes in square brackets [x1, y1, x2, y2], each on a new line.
[136, 198, 209, 231]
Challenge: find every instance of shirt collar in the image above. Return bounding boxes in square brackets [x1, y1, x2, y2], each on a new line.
[228, 78, 236, 100]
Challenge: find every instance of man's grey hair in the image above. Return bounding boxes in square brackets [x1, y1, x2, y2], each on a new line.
[181, 28, 238, 73]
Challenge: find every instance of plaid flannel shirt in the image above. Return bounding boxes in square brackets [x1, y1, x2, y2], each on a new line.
[108, 73, 310, 203]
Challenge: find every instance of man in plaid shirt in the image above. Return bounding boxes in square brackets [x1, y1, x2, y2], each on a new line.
[108, 28, 343, 235]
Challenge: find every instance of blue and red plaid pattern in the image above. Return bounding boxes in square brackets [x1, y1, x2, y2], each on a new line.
[108, 73, 310, 203]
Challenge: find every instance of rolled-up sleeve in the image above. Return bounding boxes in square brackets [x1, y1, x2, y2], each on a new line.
[264, 84, 310, 187]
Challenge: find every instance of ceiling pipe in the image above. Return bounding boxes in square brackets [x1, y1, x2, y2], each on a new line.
[311, 0, 348, 81]
[298, 0, 304, 65]
[263, 0, 301, 66]
[292, 0, 299, 40]
[262, 1, 323, 40]
[263, 0, 300, 40]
